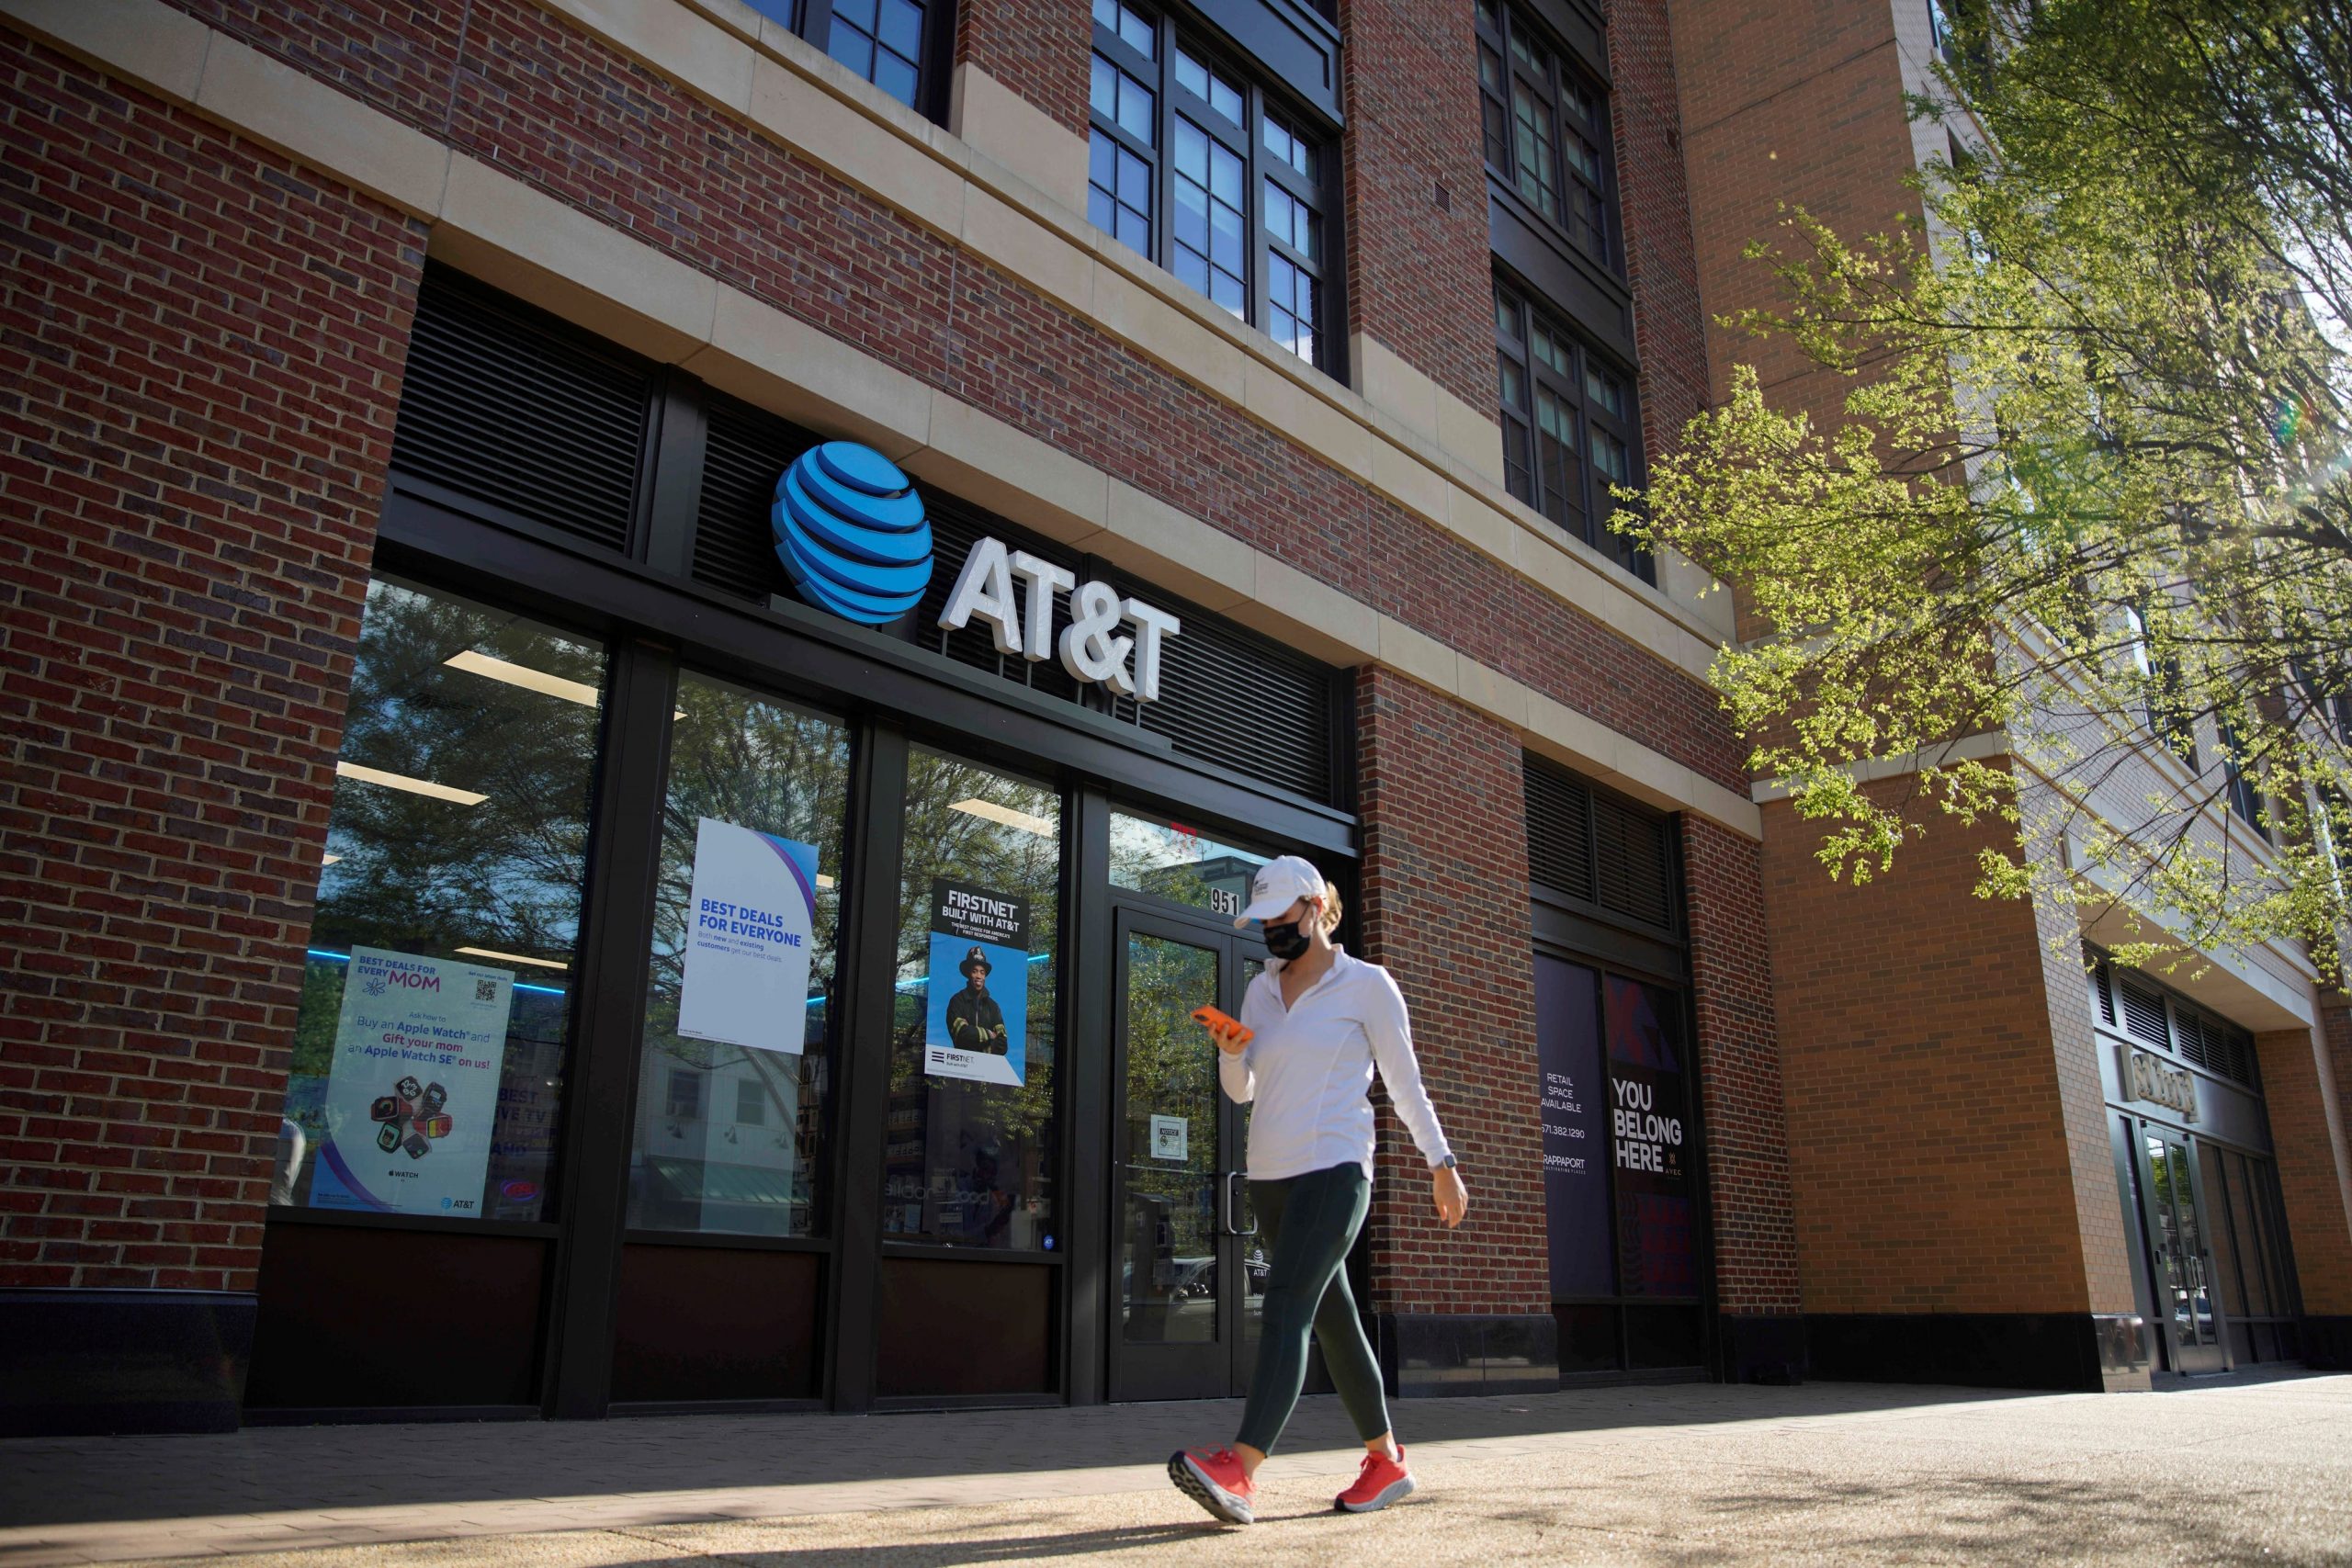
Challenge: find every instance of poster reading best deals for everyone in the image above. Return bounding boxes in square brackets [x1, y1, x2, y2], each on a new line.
[923, 877, 1029, 1087]
[678, 817, 821, 1055]
[311, 946, 514, 1217]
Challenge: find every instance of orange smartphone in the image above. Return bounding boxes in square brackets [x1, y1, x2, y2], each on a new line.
[1191, 1005, 1252, 1045]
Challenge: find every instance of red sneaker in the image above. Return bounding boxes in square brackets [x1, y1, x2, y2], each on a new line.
[1335, 1446, 1416, 1513]
[1169, 1445, 1256, 1525]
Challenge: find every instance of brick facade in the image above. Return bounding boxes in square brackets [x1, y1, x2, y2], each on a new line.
[1355, 666, 1548, 1316]
[956, 0, 1091, 135]
[1606, 0, 1711, 472]
[2, 0, 1781, 1413]
[1336, 0, 1498, 413]
[0, 34, 422, 1291]
[1759, 784, 2104, 1315]
[2261, 1013, 2352, 1316]
[1679, 813, 1796, 1317]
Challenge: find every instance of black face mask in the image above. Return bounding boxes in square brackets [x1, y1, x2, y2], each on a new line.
[1261, 918, 1311, 962]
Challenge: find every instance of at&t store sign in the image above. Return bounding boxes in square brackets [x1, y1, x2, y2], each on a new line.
[775, 443, 1181, 703]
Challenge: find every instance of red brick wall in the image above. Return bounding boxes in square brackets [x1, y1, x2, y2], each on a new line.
[1668, 0, 1921, 412]
[1337, 0, 1498, 413]
[1680, 813, 1797, 1314]
[956, 0, 1091, 136]
[146, 0, 1747, 794]
[1355, 667, 1549, 1316]
[1759, 785, 2100, 1314]
[1606, 0, 1711, 473]
[2260, 1013, 2352, 1316]
[0, 35, 423, 1291]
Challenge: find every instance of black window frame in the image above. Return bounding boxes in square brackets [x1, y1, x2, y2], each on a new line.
[741, 0, 956, 120]
[1087, 0, 1343, 379]
[1495, 274, 1650, 582]
[1475, 0, 1619, 275]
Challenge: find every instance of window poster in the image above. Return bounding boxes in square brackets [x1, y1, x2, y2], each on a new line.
[678, 817, 821, 1055]
[1535, 954, 1612, 1298]
[923, 877, 1030, 1087]
[311, 946, 514, 1217]
[1605, 975, 1696, 1295]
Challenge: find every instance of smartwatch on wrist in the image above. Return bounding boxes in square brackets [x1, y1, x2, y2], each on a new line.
[1432, 1155, 1458, 1171]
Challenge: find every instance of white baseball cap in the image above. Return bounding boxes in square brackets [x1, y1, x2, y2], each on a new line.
[1235, 854, 1327, 928]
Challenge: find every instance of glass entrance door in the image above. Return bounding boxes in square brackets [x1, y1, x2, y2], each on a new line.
[1108, 908, 1256, 1401]
[2139, 1127, 2227, 1373]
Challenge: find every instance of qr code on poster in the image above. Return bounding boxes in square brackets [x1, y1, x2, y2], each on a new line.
[475, 978, 498, 1002]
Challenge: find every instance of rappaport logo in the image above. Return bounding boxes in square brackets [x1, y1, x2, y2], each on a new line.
[772, 442, 933, 626]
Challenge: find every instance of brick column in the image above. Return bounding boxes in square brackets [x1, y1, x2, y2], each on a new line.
[1354, 666, 1553, 1393]
[1679, 814, 1801, 1378]
[1336, 0, 1497, 416]
[0, 28, 420, 1425]
[2256, 1013, 2352, 1367]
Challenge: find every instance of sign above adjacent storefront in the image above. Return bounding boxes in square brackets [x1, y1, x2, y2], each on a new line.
[937, 536, 1183, 703]
[2122, 1044, 2199, 1122]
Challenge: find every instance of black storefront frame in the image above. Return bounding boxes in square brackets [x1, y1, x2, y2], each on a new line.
[242, 466, 1357, 1423]
[1526, 813, 1720, 1387]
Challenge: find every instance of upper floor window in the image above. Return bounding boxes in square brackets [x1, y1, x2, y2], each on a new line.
[1476, 0, 1616, 271]
[1088, 0, 1336, 370]
[1495, 277, 1647, 581]
[743, 0, 940, 114]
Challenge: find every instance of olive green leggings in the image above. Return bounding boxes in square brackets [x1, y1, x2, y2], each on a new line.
[1236, 1161, 1390, 1455]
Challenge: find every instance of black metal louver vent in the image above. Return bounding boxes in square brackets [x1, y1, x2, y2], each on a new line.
[391, 271, 650, 553]
[1525, 757, 1678, 933]
[2118, 978, 2171, 1048]
[2173, 1010, 2211, 1072]
[1592, 793, 1673, 930]
[1525, 758, 1595, 903]
[1134, 609, 1337, 805]
[693, 398, 810, 601]
[2091, 961, 2116, 1026]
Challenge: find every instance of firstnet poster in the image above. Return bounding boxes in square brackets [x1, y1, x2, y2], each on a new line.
[311, 946, 514, 1218]
[923, 878, 1029, 1087]
[678, 817, 821, 1055]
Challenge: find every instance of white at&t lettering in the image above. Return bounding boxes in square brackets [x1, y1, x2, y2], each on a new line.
[937, 536, 1182, 701]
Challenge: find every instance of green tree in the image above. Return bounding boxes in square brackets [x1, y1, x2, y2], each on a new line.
[1631, 0, 2352, 977]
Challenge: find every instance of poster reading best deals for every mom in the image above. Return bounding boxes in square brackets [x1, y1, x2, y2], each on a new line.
[678, 817, 822, 1055]
[924, 877, 1030, 1087]
[311, 946, 514, 1217]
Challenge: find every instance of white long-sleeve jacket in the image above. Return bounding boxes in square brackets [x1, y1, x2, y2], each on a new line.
[1217, 946, 1454, 1181]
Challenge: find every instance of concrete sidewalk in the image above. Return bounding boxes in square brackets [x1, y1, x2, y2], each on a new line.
[3, 1373, 2348, 1565]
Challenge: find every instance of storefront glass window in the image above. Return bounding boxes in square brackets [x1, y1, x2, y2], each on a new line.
[269, 578, 605, 1224]
[1534, 954, 1611, 1297]
[1107, 811, 1269, 920]
[885, 750, 1063, 1248]
[624, 673, 852, 1238]
[1605, 976, 1696, 1295]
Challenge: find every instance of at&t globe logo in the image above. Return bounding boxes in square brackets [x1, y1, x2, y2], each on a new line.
[772, 442, 933, 625]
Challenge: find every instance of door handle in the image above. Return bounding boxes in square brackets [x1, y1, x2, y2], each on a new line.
[1218, 1170, 1257, 1236]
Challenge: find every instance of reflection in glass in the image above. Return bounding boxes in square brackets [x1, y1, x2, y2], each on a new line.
[625, 674, 850, 1238]
[270, 577, 605, 1224]
[885, 750, 1062, 1248]
[1121, 933, 1222, 1344]
[1108, 812, 1269, 920]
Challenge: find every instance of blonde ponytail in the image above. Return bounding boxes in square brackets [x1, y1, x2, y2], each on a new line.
[1318, 879, 1344, 933]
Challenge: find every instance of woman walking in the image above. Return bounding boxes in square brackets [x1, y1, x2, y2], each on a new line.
[1169, 854, 1468, 1525]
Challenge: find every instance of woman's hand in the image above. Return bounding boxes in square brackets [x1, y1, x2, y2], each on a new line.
[1432, 1165, 1468, 1227]
[1204, 1017, 1250, 1055]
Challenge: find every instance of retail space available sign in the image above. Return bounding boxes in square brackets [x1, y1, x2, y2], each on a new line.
[311, 946, 514, 1217]
[937, 536, 1182, 702]
[1534, 954, 1611, 1298]
[923, 877, 1031, 1087]
[679, 817, 822, 1055]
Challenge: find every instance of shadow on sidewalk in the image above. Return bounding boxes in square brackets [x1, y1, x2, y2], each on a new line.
[0, 1381, 2071, 1533]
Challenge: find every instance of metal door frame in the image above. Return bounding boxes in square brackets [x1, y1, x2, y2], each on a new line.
[1104, 901, 1261, 1402]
